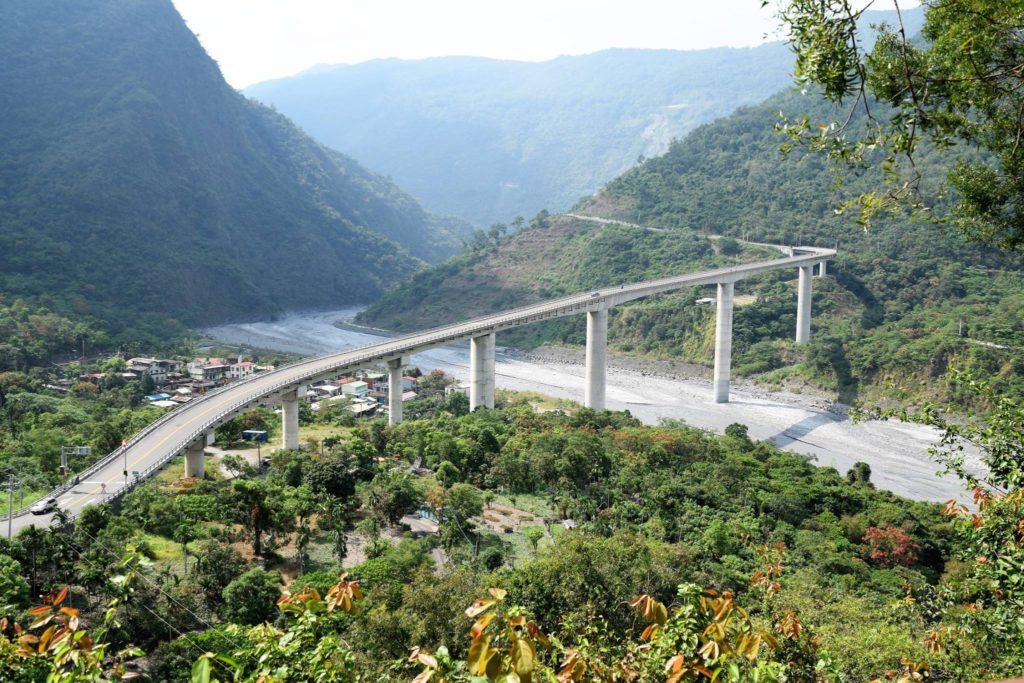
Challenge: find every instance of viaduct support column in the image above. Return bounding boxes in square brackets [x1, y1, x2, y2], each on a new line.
[281, 389, 300, 450]
[184, 437, 206, 479]
[713, 282, 734, 404]
[387, 357, 409, 425]
[585, 307, 608, 410]
[470, 332, 496, 410]
[796, 265, 813, 343]
[818, 260, 827, 277]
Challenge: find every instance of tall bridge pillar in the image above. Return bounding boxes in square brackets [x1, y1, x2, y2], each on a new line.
[713, 282, 734, 403]
[281, 389, 300, 450]
[387, 356, 410, 425]
[818, 260, 827, 277]
[470, 332, 496, 410]
[796, 265, 813, 343]
[585, 307, 608, 410]
[184, 437, 206, 479]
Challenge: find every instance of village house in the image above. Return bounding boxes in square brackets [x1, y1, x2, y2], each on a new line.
[311, 383, 342, 399]
[341, 380, 370, 398]
[445, 383, 469, 396]
[227, 360, 256, 380]
[127, 357, 183, 386]
[378, 375, 417, 393]
[188, 358, 230, 382]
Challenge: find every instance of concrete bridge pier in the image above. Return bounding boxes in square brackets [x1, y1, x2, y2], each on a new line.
[184, 437, 206, 479]
[818, 260, 828, 277]
[796, 265, 813, 343]
[387, 356, 410, 425]
[470, 332, 496, 410]
[713, 282, 734, 403]
[281, 389, 300, 450]
[585, 307, 608, 410]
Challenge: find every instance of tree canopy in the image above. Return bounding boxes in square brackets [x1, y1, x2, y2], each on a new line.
[778, 0, 1024, 249]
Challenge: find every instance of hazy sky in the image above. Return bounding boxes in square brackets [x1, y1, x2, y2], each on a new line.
[170, 0, 787, 89]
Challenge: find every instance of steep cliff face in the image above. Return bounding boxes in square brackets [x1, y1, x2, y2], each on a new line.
[0, 0, 457, 326]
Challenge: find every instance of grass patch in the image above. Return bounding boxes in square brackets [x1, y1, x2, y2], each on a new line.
[0, 487, 48, 514]
[141, 532, 184, 562]
[488, 493, 555, 519]
[500, 390, 577, 412]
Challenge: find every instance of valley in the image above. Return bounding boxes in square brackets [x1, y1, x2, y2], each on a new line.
[1, 1, 1022, 680]
[203, 308, 975, 503]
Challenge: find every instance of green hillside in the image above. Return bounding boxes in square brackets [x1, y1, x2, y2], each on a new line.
[358, 212, 777, 347]
[0, 0, 465, 332]
[360, 88, 1024, 408]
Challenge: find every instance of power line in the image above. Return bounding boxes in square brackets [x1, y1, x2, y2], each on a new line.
[66, 524, 239, 656]
[50, 532, 208, 662]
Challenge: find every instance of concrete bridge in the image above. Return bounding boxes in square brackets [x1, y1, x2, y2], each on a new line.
[5, 244, 833, 534]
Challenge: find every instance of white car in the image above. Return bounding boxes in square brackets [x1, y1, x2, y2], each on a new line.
[30, 498, 58, 515]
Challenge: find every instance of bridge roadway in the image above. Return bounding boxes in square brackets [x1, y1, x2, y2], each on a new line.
[6, 245, 834, 534]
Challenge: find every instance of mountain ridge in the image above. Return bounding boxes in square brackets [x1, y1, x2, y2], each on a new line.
[0, 0, 464, 331]
[245, 5, 925, 227]
[245, 45, 799, 225]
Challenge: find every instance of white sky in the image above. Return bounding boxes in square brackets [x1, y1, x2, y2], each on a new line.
[170, 0, 787, 89]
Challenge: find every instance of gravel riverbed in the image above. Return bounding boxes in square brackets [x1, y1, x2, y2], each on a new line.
[202, 308, 979, 503]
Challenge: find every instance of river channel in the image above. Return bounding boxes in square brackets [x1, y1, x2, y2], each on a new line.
[202, 308, 978, 504]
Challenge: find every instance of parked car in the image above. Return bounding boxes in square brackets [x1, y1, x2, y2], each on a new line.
[30, 498, 58, 515]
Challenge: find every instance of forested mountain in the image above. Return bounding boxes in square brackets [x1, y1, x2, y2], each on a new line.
[246, 47, 796, 226]
[360, 87, 1024, 407]
[245, 8, 923, 227]
[0, 0, 465, 332]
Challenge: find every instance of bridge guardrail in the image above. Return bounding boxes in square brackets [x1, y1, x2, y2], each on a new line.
[3, 243, 837, 525]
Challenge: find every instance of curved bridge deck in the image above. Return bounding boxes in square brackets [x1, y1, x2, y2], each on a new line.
[5, 245, 834, 533]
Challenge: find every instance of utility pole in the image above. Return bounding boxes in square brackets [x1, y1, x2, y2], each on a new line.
[6, 475, 20, 540]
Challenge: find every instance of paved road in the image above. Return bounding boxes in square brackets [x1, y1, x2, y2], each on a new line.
[6, 246, 833, 534]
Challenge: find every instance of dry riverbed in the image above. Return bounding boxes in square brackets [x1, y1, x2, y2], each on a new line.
[202, 309, 980, 504]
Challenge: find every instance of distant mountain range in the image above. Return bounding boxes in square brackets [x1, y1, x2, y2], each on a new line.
[0, 0, 466, 330]
[246, 46, 795, 226]
[245, 7, 924, 227]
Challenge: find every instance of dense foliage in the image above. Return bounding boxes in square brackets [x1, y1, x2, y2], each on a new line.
[779, 0, 1024, 249]
[4, 386, 1019, 680]
[0, 0, 466, 331]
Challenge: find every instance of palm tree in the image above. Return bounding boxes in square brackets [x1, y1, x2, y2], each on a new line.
[173, 523, 196, 574]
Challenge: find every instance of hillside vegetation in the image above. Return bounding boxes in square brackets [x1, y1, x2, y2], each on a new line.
[360, 86, 1024, 408]
[8, 395, 1015, 680]
[0, 0, 465, 333]
[358, 212, 778, 350]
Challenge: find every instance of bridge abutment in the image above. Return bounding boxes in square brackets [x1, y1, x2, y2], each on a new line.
[281, 389, 300, 450]
[713, 282, 734, 403]
[796, 265, 813, 343]
[184, 438, 205, 479]
[585, 307, 608, 410]
[470, 332, 496, 410]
